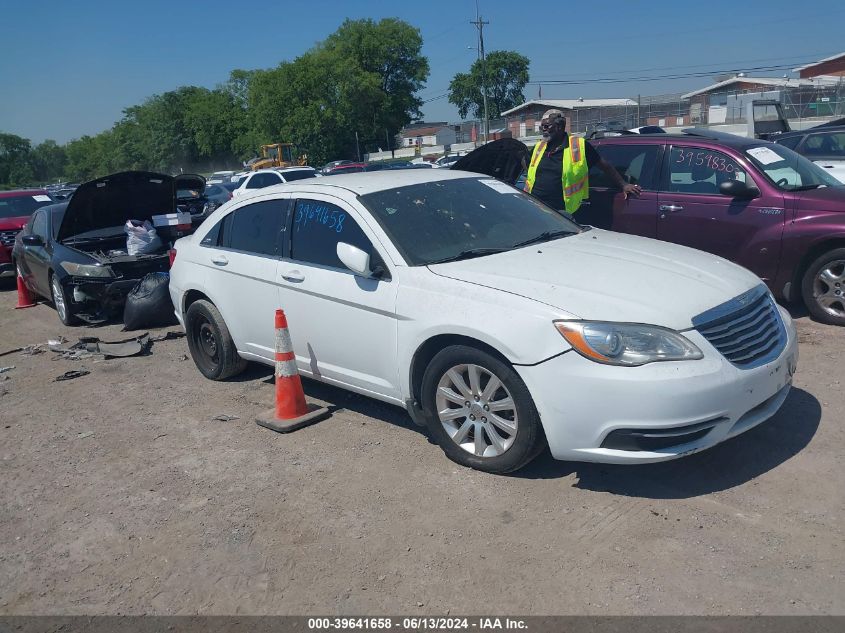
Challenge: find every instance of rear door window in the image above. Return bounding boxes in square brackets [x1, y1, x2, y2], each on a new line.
[227, 200, 288, 256]
[665, 146, 749, 194]
[591, 144, 661, 189]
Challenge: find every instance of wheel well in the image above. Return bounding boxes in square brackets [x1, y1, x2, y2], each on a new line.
[409, 334, 511, 406]
[183, 289, 211, 314]
[792, 239, 845, 296]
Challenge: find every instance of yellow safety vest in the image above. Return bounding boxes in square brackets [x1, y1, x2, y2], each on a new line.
[524, 136, 589, 214]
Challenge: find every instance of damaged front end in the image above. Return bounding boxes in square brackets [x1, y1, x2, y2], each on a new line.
[60, 251, 169, 323]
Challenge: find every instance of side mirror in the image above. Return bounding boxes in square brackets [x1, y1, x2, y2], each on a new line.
[22, 234, 44, 246]
[719, 180, 760, 199]
[337, 242, 371, 277]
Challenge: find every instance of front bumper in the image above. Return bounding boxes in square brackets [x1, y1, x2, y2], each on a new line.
[515, 306, 798, 464]
[0, 244, 14, 277]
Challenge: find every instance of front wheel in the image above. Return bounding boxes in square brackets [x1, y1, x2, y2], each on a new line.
[420, 345, 546, 474]
[185, 299, 247, 380]
[801, 248, 845, 326]
[50, 273, 78, 326]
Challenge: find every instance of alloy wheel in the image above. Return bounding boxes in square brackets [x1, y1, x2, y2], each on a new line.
[813, 259, 845, 318]
[435, 363, 518, 457]
[51, 276, 67, 323]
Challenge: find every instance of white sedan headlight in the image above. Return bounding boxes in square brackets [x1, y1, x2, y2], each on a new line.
[59, 262, 114, 278]
[554, 321, 703, 366]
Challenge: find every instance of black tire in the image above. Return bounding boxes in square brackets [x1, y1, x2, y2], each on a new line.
[801, 248, 845, 327]
[420, 345, 546, 474]
[185, 299, 247, 380]
[49, 273, 79, 326]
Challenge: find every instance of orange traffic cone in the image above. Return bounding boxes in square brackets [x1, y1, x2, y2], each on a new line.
[14, 275, 37, 309]
[256, 309, 329, 433]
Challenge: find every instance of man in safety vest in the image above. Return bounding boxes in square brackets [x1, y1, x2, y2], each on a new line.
[524, 109, 641, 219]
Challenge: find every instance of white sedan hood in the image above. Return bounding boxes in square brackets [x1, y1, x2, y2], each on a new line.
[428, 229, 762, 330]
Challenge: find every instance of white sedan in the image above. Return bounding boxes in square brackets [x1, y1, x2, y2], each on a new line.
[169, 170, 798, 473]
[232, 167, 319, 198]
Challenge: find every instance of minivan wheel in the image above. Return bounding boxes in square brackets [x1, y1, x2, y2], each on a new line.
[185, 299, 247, 380]
[420, 345, 546, 474]
[801, 248, 845, 326]
[50, 273, 78, 326]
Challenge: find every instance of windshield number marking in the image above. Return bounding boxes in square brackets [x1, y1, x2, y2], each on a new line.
[759, 208, 783, 215]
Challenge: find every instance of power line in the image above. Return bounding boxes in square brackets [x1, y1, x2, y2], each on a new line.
[529, 51, 839, 80]
[526, 62, 825, 86]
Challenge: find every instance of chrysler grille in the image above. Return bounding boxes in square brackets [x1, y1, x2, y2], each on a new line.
[693, 285, 786, 369]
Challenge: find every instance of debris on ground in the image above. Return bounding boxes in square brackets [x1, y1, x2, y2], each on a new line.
[21, 345, 45, 356]
[0, 347, 24, 358]
[0, 366, 15, 374]
[54, 370, 91, 382]
[50, 334, 151, 360]
[150, 331, 185, 343]
[212, 414, 240, 422]
[76, 432, 94, 439]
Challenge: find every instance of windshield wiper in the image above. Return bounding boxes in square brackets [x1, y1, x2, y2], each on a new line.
[510, 229, 576, 249]
[426, 247, 510, 265]
[790, 184, 824, 191]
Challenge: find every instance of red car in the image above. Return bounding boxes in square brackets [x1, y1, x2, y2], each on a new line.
[0, 189, 55, 280]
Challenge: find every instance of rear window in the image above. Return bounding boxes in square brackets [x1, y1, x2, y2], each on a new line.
[281, 169, 317, 182]
[0, 193, 54, 219]
[592, 144, 661, 189]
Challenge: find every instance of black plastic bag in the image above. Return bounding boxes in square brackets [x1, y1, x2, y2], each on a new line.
[123, 272, 177, 331]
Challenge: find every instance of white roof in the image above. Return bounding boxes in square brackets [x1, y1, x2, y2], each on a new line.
[793, 52, 845, 72]
[242, 168, 478, 199]
[681, 76, 840, 99]
[501, 99, 637, 116]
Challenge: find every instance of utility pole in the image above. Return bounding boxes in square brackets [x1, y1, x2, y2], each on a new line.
[471, 1, 490, 144]
[355, 131, 361, 163]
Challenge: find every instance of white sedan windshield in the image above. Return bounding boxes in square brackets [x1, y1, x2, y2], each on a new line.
[359, 177, 582, 266]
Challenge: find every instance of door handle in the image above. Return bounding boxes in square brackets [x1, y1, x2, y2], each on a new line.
[211, 255, 228, 266]
[659, 204, 684, 212]
[282, 270, 305, 283]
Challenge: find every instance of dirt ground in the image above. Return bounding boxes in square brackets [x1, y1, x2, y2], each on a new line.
[0, 286, 842, 616]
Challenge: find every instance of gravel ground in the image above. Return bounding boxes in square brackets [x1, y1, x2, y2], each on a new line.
[0, 287, 842, 615]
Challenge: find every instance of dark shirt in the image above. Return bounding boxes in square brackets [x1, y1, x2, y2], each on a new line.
[531, 133, 600, 210]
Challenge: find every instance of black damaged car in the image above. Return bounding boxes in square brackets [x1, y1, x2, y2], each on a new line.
[13, 171, 202, 325]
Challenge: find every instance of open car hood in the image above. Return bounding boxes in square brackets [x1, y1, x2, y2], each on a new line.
[450, 138, 529, 185]
[58, 171, 176, 241]
[175, 174, 206, 197]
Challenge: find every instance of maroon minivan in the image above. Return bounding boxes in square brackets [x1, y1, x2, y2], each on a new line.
[582, 130, 845, 326]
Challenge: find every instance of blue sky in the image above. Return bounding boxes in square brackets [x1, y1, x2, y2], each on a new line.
[1, 0, 843, 144]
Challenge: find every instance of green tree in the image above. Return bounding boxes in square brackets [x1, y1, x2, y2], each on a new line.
[248, 18, 429, 164]
[30, 140, 67, 183]
[0, 133, 35, 187]
[448, 50, 530, 119]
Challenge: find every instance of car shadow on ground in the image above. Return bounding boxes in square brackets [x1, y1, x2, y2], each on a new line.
[514, 387, 821, 498]
[238, 368, 821, 498]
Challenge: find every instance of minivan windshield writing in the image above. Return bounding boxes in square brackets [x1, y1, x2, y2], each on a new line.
[359, 177, 582, 266]
[744, 144, 842, 191]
